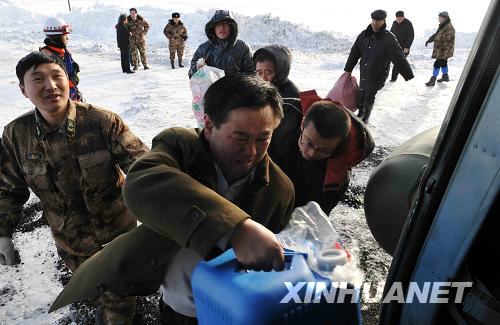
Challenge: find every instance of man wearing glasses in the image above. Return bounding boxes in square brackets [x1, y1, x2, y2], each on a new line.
[269, 90, 374, 214]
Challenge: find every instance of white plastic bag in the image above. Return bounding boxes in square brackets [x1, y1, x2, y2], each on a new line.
[189, 65, 225, 128]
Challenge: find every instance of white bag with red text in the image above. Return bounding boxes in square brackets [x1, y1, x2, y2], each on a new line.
[190, 66, 225, 128]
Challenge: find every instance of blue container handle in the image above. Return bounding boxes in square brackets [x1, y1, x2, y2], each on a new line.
[233, 249, 308, 273]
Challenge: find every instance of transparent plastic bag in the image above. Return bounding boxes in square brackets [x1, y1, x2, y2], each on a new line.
[276, 201, 362, 285]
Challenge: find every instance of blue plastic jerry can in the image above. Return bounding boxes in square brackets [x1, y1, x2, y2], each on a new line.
[192, 249, 362, 325]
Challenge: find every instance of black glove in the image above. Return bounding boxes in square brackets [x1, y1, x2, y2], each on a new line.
[425, 41, 429, 47]
[181, 34, 188, 41]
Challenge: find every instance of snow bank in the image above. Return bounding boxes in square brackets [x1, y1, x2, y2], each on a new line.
[0, 3, 350, 57]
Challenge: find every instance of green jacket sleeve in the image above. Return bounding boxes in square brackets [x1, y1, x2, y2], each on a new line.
[0, 130, 30, 237]
[123, 130, 250, 258]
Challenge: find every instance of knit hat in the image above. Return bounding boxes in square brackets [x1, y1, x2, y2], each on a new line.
[439, 11, 449, 17]
[371, 9, 387, 20]
[395, 11, 404, 17]
[172, 12, 180, 18]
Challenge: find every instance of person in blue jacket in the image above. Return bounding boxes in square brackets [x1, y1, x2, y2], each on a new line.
[188, 10, 253, 78]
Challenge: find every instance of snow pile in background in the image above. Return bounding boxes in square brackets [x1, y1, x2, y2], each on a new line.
[0, 1, 477, 64]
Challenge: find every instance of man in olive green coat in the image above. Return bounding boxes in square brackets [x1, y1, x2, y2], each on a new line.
[50, 74, 295, 323]
[0, 52, 149, 324]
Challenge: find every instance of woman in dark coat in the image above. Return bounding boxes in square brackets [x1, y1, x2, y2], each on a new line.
[116, 14, 134, 74]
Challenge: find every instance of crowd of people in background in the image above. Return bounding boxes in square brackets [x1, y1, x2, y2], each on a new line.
[0, 7, 457, 325]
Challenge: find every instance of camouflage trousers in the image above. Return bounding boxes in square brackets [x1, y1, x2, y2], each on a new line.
[168, 42, 185, 62]
[58, 249, 136, 325]
[130, 40, 148, 68]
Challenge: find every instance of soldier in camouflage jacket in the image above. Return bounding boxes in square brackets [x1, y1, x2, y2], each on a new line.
[425, 11, 456, 85]
[0, 52, 149, 324]
[127, 8, 150, 70]
[163, 12, 188, 69]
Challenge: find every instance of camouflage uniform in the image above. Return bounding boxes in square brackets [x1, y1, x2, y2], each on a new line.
[0, 100, 149, 324]
[163, 19, 187, 65]
[127, 14, 149, 68]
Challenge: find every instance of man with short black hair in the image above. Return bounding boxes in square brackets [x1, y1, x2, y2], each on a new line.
[48, 74, 295, 324]
[345, 9, 414, 123]
[390, 11, 414, 82]
[269, 91, 375, 214]
[0, 52, 148, 324]
[128, 7, 150, 70]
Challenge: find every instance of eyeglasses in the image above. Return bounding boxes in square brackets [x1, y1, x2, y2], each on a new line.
[299, 129, 336, 158]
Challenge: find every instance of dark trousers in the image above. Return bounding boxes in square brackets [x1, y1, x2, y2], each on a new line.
[391, 52, 409, 80]
[119, 47, 131, 72]
[159, 298, 198, 325]
[433, 58, 448, 69]
[356, 87, 379, 123]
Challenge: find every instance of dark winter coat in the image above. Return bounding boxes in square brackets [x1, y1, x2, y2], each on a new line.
[427, 19, 455, 59]
[188, 10, 254, 78]
[344, 24, 414, 90]
[116, 22, 130, 49]
[253, 45, 300, 98]
[390, 18, 415, 50]
[49, 127, 295, 311]
[268, 92, 375, 214]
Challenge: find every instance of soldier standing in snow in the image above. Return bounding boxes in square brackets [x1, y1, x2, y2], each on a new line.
[425, 11, 455, 86]
[128, 7, 150, 70]
[0, 52, 149, 324]
[116, 14, 134, 74]
[163, 12, 188, 69]
[189, 10, 253, 78]
[389, 11, 414, 82]
[40, 17, 82, 101]
[344, 9, 414, 124]
[253, 44, 300, 98]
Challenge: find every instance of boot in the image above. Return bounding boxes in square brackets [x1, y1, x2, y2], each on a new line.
[143, 65, 150, 70]
[356, 106, 364, 118]
[425, 76, 436, 86]
[437, 74, 449, 82]
[390, 69, 398, 82]
[178, 59, 184, 68]
[170, 59, 175, 69]
[362, 103, 374, 124]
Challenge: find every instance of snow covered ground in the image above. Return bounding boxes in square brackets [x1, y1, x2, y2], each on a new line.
[0, 1, 482, 324]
